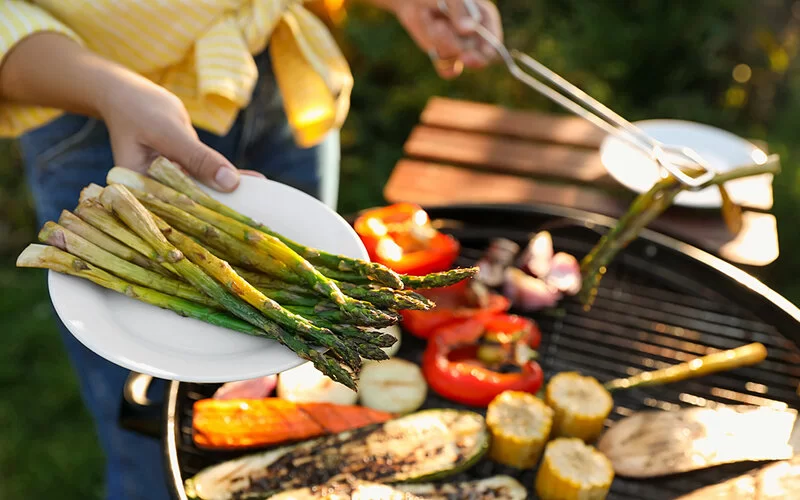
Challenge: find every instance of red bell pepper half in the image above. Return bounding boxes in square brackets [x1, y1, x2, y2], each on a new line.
[399, 280, 511, 340]
[421, 314, 544, 407]
[354, 203, 460, 276]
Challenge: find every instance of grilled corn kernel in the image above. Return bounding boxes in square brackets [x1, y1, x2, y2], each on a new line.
[535, 438, 614, 500]
[545, 372, 613, 442]
[486, 391, 553, 469]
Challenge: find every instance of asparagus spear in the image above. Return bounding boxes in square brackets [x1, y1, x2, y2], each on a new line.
[99, 183, 366, 370]
[80, 183, 104, 203]
[58, 210, 173, 278]
[285, 305, 400, 329]
[237, 267, 433, 311]
[334, 279, 434, 310]
[254, 288, 332, 308]
[579, 159, 782, 308]
[74, 200, 180, 276]
[38, 221, 216, 306]
[106, 168, 383, 322]
[293, 316, 392, 360]
[152, 215, 368, 368]
[16, 244, 354, 389]
[320, 265, 479, 290]
[147, 156, 404, 288]
[303, 316, 399, 349]
[130, 189, 303, 284]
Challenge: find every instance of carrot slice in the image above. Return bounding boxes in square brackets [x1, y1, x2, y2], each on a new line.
[192, 398, 394, 450]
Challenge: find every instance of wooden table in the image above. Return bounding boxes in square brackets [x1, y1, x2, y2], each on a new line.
[384, 97, 779, 268]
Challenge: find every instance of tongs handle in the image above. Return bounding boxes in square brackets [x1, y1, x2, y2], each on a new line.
[440, 0, 717, 189]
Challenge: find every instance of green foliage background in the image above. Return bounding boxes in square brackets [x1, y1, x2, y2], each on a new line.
[1, 1, 798, 497]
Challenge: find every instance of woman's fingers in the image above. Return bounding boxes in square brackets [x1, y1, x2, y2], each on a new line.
[239, 170, 267, 178]
[153, 124, 241, 192]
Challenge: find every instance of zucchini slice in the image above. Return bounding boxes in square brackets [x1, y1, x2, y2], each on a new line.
[398, 475, 528, 499]
[185, 409, 489, 499]
[268, 475, 527, 500]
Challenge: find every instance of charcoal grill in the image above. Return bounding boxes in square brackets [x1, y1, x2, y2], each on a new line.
[138, 203, 800, 499]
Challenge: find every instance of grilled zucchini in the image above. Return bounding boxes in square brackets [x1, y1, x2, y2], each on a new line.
[185, 409, 490, 499]
[269, 475, 527, 499]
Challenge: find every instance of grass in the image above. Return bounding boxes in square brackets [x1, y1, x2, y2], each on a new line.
[0, 263, 104, 499]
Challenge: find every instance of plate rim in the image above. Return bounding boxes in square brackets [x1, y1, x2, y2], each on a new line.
[47, 176, 369, 382]
[599, 118, 767, 209]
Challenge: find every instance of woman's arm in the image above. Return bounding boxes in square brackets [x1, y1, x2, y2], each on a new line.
[0, 32, 241, 191]
[0, 32, 146, 118]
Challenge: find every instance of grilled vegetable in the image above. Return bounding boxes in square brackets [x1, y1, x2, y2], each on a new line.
[603, 342, 768, 391]
[358, 358, 427, 414]
[475, 238, 519, 287]
[147, 156, 405, 288]
[422, 314, 544, 407]
[675, 455, 800, 499]
[535, 438, 614, 500]
[486, 391, 553, 469]
[270, 475, 528, 500]
[545, 372, 613, 442]
[184, 409, 490, 499]
[596, 405, 798, 478]
[579, 157, 780, 308]
[398, 475, 528, 499]
[192, 398, 393, 450]
[212, 376, 277, 400]
[277, 362, 358, 405]
[378, 325, 402, 357]
[353, 202, 460, 276]
[400, 280, 510, 340]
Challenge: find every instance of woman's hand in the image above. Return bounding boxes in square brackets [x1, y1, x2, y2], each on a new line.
[378, 0, 504, 79]
[99, 76, 244, 191]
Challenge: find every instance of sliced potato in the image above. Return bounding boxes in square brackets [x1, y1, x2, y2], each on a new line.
[277, 362, 358, 405]
[358, 358, 427, 414]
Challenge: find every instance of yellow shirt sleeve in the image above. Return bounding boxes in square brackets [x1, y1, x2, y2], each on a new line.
[0, 0, 84, 137]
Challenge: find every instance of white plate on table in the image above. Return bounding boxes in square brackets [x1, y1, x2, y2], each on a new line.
[48, 176, 369, 383]
[600, 119, 772, 208]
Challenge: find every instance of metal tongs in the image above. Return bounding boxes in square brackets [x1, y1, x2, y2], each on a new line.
[437, 0, 717, 190]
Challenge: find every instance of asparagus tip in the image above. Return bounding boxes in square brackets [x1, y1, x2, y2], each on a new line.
[80, 183, 104, 203]
[16, 244, 50, 268]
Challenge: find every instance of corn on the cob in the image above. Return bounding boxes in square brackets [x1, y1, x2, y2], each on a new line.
[485, 390, 553, 469]
[535, 438, 614, 500]
[545, 372, 613, 442]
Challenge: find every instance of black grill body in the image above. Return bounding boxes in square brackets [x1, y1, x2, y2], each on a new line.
[162, 204, 800, 500]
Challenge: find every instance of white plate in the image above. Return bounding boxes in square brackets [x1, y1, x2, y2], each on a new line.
[600, 119, 771, 208]
[48, 176, 369, 383]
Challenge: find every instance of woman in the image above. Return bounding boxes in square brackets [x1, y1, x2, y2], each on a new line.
[0, 1, 502, 498]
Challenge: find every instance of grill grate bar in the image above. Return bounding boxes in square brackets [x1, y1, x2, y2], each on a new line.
[562, 298, 800, 377]
[541, 321, 799, 399]
[577, 296, 799, 355]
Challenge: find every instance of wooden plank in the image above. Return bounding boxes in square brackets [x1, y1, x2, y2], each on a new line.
[404, 125, 617, 187]
[384, 160, 778, 267]
[421, 97, 607, 149]
[418, 98, 773, 211]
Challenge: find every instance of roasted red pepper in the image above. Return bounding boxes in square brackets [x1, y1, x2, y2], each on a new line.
[399, 280, 511, 340]
[421, 314, 544, 407]
[354, 203, 459, 276]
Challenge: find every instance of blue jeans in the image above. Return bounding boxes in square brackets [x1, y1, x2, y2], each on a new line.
[17, 51, 338, 500]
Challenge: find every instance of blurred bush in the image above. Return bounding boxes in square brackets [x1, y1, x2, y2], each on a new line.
[334, 0, 800, 295]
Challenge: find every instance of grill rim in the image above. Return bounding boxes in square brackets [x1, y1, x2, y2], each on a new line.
[160, 202, 800, 500]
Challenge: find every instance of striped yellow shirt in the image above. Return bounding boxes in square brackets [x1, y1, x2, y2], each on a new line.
[0, 0, 353, 147]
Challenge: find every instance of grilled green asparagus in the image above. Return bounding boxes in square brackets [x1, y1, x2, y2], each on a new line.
[147, 156, 404, 288]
